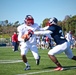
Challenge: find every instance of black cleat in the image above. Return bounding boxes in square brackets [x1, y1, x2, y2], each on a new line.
[36, 56, 40, 65]
[24, 66, 31, 70]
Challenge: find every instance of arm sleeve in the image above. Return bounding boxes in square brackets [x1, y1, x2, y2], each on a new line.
[17, 26, 24, 42]
[18, 32, 24, 42]
[39, 26, 49, 30]
[34, 30, 52, 35]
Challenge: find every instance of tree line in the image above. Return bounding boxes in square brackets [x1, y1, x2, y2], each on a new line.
[0, 15, 76, 38]
[42, 15, 76, 36]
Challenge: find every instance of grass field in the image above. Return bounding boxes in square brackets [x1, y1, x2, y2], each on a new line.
[0, 47, 76, 75]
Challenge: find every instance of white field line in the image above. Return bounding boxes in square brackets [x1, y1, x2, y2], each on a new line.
[0, 60, 22, 63]
[17, 69, 55, 75]
[17, 67, 76, 75]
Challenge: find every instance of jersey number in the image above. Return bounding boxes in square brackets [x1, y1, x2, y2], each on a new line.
[59, 30, 65, 39]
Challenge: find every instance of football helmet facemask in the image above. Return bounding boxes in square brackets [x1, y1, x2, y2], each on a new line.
[46, 17, 58, 26]
[24, 15, 34, 26]
[49, 17, 58, 24]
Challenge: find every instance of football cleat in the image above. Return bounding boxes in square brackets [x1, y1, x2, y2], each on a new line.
[36, 56, 41, 65]
[54, 67, 64, 71]
[24, 66, 31, 70]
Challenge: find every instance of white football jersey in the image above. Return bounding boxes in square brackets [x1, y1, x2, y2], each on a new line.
[17, 23, 40, 45]
[65, 33, 72, 42]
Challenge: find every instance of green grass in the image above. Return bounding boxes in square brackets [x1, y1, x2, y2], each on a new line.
[0, 47, 76, 75]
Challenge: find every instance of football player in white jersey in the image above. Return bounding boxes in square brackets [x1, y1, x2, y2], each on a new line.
[36, 35, 41, 48]
[34, 17, 76, 71]
[17, 15, 40, 70]
[65, 31, 72, 47]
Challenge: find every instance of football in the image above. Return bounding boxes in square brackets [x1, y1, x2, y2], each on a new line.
[21, 34, 29, 39]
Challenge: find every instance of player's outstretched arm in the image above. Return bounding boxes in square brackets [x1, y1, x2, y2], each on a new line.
[34, 30, 52, 35]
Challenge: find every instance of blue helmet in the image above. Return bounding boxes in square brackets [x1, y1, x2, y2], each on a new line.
[49, 17, 58, 24]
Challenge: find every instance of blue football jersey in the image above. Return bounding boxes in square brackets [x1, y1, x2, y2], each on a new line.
[47, 24, 67, 45]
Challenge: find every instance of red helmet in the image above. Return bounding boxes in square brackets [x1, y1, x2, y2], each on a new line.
[24, 15, 34, 26]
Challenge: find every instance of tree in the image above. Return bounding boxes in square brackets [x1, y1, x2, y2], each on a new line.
[62, 15, 76, 35]
[63, 15, 71, 21]
[4, 20, 8, 26]
[42, 18, 49, 27]
[13, 21, 19, 27]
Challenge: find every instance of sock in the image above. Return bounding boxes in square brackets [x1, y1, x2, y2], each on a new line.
[25, 62, 30, 66]
[55, 61, 62, 67]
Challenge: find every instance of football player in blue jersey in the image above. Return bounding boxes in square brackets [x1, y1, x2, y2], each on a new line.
[34, 17, 76, 71]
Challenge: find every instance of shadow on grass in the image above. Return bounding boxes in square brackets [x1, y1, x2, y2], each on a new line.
[63, 66, 76, 70]
[42, 66, 76, 71]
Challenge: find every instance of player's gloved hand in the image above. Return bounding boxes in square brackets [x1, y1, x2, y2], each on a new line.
[22, 29, 34, 42]
[28, 29, 34, 37]
[24, 38, 29, 42]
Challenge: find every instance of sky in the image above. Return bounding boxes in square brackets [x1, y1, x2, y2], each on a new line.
[0, 0, 76, 25]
